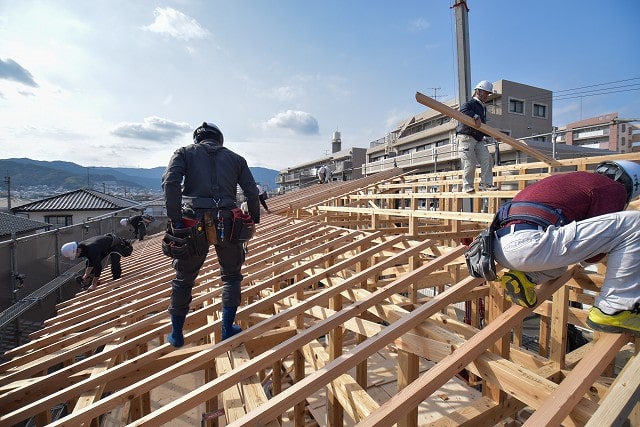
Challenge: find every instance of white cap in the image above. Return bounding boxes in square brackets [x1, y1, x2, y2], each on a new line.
[61, 242, 78, 260]
[120, 218, 128, 226]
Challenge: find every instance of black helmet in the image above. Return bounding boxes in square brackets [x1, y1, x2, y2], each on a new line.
[193, 122, 224, 144]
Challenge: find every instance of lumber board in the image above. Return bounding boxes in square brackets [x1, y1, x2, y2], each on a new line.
[415, 92, 561, 167]
[357, 268, 576, 426]
[301, 340, 380, 422]
[524, 332, 629, 426]
[586, 351, 640, 427]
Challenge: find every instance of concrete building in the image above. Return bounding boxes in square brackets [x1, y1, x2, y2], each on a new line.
[364, 79, 569, 174]
[276, 131, 367, 193]
[559, 112, 639, 154]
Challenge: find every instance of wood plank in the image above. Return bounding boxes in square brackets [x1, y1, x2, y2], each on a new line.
[357, 268, 575, 426]
[586, 351, 640, 427]
[415, 91, 561, 167]
[215, 353, 246, 422]
[524, 332, 629, 426]
[301, 340, 380, 423]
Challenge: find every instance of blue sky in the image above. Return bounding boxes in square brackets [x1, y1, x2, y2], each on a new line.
[1, 0, 638, 171]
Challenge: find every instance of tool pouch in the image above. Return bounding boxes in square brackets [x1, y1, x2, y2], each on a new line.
[162, 219, 209, 259]
[230, 208, 255, 242]
[464, 229, 497, 281]
[203, 211, 218, 245]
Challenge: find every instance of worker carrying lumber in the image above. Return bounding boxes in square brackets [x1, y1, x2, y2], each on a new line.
[120, 214, 154, 241]
[60, 233, 133, 292]
[456, 80, 499, 193]
[162, 121, 260, 347]
[491, 159, 640, 335]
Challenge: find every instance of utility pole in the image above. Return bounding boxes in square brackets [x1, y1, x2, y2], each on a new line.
[4, 176, 11, 210]
[452, 0, 472, 105]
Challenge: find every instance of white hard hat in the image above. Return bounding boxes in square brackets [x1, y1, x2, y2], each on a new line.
[120, 218, 128, 226]
[61, 242, 78, 260]
[474, 80, 493, 93]
[595, 160, 640, 202]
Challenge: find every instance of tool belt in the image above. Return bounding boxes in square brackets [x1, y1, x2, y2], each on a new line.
[230, 208, 255, 242]
[201, 208, 255, 245]
[464, 229, 497, 281]
[161, 218, 209, 259]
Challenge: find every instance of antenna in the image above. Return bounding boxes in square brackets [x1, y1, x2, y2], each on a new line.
[428, 87, 445, 100]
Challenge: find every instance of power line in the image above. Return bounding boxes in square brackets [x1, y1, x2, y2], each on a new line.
[552, 77, 640, 94]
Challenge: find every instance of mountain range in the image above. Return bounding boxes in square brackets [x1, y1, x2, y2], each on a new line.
[0, 158, 280, 194]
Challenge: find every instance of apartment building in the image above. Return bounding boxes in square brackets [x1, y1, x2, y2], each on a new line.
[365, 79, 560, 173]
[559, 112, 638, 153]
[276, 131, 367, 193]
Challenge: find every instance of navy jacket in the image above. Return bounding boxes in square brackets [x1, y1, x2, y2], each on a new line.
[455, 97, 489, 142]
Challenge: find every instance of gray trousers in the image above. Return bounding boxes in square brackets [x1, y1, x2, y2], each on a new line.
[457, 134, 493, 188]
[493, 210, 640, 313]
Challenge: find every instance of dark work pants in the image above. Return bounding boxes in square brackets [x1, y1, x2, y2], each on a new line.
[168, 237, 246, 317]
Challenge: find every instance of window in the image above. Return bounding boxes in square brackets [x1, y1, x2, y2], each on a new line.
[508, 98, 524, 115]
[45, 215, 73, 227]
[533, 103, 547, 118]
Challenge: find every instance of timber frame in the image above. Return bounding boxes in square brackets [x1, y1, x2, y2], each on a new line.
[1, 153, 640, 426]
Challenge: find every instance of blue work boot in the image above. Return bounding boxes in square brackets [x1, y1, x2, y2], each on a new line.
[221, 306, 242, 340]
[167, 314, 185, 347]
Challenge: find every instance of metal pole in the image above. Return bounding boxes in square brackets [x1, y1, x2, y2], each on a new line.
[4, 176, 11, 210]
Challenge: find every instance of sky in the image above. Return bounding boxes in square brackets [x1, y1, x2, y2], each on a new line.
[1, 1, 639, 172]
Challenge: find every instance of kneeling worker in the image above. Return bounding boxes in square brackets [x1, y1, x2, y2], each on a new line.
[61, 233, 133, 292]
[492, 160, 640, 336]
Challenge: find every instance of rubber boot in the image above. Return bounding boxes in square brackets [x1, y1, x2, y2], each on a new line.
[221, 306, 242, 340]
[167, 314, 185, 347]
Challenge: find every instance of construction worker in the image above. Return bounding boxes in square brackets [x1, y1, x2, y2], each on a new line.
[121, 214, 154, 241]
[162, 122, 260, 347]
[60, 233, 133, 291]
[257, 184, 271, 213]
[317, 165, 327, 184]
[456, 80, 499, 193]
[492, 160, 640, 335]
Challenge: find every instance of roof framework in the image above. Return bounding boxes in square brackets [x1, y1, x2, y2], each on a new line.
[1, 153, 640, 426]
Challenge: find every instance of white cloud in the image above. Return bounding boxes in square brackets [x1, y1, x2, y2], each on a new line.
[262, 110, 320, 135]
[111, 117, 191, 142]
[142, 7, 211, 41]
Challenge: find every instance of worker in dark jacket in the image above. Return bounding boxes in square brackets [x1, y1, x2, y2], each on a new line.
[61, 234, 133, 292]
[121, 214, 154, 241]
[162, 122, 260, 346]
[492, 160, 640, 336]
[456, 80, 498, 193]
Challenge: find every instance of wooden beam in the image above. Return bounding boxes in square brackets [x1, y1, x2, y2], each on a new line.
[358, 268, 575, 426]
[415, 92, 561, 167]
[524, 332, 629, 426]
[586, 351, 640, 427]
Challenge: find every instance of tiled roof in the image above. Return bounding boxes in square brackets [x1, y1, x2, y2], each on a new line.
[11, 189, 138, 212]
[0, 212, 50, 236]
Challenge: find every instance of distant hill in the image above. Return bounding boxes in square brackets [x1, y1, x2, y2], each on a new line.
[0, 158, 280, 193]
